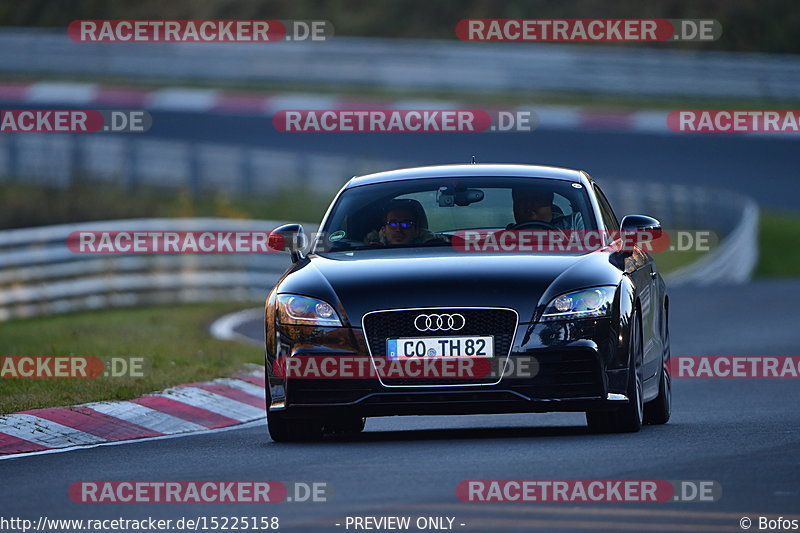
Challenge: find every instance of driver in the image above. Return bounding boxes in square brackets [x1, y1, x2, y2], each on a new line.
[364, 199, 438, 245]
[510, 187, 584, 230]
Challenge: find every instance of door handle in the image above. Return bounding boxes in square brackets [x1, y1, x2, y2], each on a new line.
[650, 271, 658, 279]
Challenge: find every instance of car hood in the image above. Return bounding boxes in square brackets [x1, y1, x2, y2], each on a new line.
[277, 248, 624, 326]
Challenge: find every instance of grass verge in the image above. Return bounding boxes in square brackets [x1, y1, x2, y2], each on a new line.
[0, 302, 263, 414]
[756, 210, 800, 277]
[0, 181, 329, 230]
[653, 248, 707, 275]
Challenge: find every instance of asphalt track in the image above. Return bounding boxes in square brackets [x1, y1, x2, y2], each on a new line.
[2, 280, 799, 532]
[1, 102, 799, 210]
[146, 110, 800, 210]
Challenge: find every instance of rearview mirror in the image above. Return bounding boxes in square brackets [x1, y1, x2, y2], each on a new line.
[268, 224, 307, 263]
[437, 186, 484, 207]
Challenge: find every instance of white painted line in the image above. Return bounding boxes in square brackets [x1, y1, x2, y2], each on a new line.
[0, 414, 106, 447]
[392, 99, 459, 110]
[159, 387, 264, 422]
[146, 88, 220, 111]
[0, 419, 264, 462]
[83, 401, 206, 434]
[26, 82, 98, 104]
[209, 307, 263, 346]
[2, 81, 691, 138]
[528, 105, 582, 130]
[212, 378, 266, 398]
[264, 94, 339, 112]
[631, 110, 671, 134]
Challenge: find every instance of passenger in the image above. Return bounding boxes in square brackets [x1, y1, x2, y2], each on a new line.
[365, 199, 438, 245]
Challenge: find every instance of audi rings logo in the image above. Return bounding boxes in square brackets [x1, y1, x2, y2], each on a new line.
[414, 313, 466, 332]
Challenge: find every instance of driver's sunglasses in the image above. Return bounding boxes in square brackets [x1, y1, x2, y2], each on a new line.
[385, 220, 415, 229]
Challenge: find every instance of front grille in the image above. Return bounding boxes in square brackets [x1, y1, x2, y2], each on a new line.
[362, 307, 518, 386]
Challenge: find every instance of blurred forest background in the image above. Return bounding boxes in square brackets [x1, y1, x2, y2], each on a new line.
[1, 0, 798, 53]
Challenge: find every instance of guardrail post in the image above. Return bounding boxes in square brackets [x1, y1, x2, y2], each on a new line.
[189, 144, 201, 196]
[7, 135, 20, 182]
[241, 148, 253, 196]
[125, 139, 138, 192]
[68, 135, 81, 187]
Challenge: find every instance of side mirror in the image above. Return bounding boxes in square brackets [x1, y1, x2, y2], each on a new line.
[619, 215, 662, 252]
[621, 214, 662, 233]
[268, 224, 307, 263]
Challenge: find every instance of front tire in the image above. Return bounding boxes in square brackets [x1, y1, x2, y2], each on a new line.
[644, 365, 671, 425]
[267, 410, 324, 443]
[644, 309, 671, 425]
[586, 310, 644, 433]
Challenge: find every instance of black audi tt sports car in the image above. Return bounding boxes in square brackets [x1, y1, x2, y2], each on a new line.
[264, 164, 671, 441]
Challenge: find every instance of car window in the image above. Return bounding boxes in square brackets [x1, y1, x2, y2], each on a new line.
[316, 176, 597, 252]
[594, 184, 620, 231]
[398, 187, 510, 232]
[553, 193, 575, 218]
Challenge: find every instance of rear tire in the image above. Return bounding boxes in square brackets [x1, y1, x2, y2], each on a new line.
[586, 310, 644, 433]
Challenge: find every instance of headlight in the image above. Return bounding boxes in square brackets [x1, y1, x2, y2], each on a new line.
[277, 294, 342, 326]
[540, 286, 615, 321]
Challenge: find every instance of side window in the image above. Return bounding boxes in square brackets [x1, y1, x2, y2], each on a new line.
[593, 185, 620, 231]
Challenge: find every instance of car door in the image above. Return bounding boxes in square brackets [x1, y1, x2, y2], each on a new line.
[594, 184, 660, 381]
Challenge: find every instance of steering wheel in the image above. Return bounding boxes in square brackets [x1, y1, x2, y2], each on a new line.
[508, 220, 559, 230]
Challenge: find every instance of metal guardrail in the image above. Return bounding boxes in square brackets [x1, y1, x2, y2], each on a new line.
[667, 200, 759, 285]
[0, 183, 758, 321]
[601, 180, 759, 286]
[0, 133, 399, 196]
[1, 28, 799, 99]
[0, 218, 307, 321]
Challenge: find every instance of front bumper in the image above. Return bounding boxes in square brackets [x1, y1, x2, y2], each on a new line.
[267, 316, 630, 418]
[273, 388, 630, 419]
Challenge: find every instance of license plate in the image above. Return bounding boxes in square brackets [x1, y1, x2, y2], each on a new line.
[386, 336, 494, 359]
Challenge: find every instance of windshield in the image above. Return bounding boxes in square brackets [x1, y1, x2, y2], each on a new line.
[314, 176, 597, 252]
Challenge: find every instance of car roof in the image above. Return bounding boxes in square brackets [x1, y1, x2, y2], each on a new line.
[346, 164, 586, 188]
